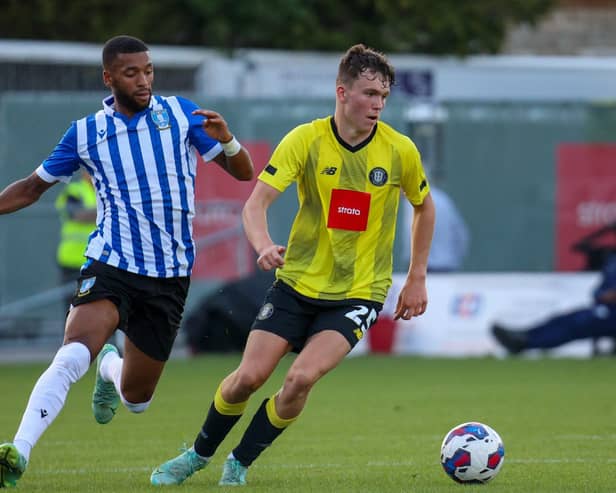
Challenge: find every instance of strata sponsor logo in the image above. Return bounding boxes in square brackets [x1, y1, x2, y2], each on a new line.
[338, 206, 361, 216]
[327, 188, 371, 231]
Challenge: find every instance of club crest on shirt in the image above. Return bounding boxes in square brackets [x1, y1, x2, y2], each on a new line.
[78, 276, 96, 297]
[151, 106, 170, 130]
[369, 167, 388, 186]
[257, 302, 274, 320]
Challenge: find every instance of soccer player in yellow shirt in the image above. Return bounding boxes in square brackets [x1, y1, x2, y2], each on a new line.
[151, 43, 436, 487]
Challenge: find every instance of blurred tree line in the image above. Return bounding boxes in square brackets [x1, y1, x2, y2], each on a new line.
[2, 0, 555, 55]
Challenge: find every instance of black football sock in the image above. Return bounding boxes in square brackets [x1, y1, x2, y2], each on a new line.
[232, 395, 298, 467]
[193, 384, 247, 458]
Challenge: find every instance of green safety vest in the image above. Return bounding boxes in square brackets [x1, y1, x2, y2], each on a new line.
[55, 180, 97, 269]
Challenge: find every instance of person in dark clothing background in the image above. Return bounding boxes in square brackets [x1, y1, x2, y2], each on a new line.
[183, 270, 275, 354]
[492, 253, 616, 354]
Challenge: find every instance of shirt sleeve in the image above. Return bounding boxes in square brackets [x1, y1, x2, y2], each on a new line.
[36, 123, 82, 183]
[258, 125, 307, 192]
[177, 96, 223, 162]
[400, 137, 430, 205]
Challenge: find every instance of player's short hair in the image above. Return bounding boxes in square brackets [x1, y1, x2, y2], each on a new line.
[337, 44, 395, 88]
[102, 35, 149, 68]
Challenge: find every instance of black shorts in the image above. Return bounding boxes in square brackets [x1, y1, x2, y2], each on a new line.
[251, 280, 382, 352]
[71, 260, 190, 361]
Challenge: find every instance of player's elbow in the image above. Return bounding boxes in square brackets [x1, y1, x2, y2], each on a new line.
[235, 166, 254, 181]
[229, 151, 255, 181]
[27, 173, 53, 199]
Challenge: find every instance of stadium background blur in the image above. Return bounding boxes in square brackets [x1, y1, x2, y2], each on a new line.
[0, 0, 615, 357]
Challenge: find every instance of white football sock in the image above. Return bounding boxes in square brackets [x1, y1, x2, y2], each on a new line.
[13, 342, 90, 461]
[99, 347, 122, 390]
[121, 396, 151, 414]
[99, 349, 151, 413]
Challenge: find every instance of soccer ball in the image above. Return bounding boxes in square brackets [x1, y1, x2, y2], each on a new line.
[440, 421, 505, 484]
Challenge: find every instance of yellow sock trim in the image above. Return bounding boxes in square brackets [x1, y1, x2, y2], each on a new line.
[213, 384, 248, 416]
[265, 395, 298, 429]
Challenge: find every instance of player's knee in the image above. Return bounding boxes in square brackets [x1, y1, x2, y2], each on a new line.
[121, 394, 151, 414]
[233, 368, 267, 395]
[284, 368, 317, 396]
[52, 342, 91, 383]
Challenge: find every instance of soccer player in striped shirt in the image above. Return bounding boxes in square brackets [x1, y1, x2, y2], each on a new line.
[151, 44, 435, 487]
[0, 35, 253, 488]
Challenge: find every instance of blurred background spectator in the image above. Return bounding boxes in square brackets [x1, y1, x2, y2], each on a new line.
[402, 185, 470, 272]
[55, 171, 97, 309]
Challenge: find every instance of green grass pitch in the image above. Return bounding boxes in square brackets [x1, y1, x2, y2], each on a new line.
[1, 354, 615, 492]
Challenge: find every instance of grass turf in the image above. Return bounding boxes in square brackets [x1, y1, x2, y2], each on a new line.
[1, 354, 615, 492]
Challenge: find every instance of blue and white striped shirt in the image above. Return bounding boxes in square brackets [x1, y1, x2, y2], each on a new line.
[36, 95, 222, 278]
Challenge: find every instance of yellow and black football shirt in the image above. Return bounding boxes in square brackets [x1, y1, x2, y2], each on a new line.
[259, 116, 429, 303]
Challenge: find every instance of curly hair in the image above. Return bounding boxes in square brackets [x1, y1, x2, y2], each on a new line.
[336, 44, 395, 88]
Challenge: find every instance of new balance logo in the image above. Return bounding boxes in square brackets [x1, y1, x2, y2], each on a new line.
[321, 166, 338, 175]
[40, 408, 48, 418]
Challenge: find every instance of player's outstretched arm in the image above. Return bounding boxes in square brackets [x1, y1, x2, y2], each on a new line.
[0, 172, 55, 215]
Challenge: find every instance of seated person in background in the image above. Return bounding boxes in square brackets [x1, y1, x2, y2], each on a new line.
[492, 254, 616, 354]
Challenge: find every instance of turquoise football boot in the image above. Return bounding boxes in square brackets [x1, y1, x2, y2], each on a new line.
[150, 446, 209, 486]
[92, 344, 120, 424]
[219, 457, 248, 486]
[0, 443, 27, 488]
